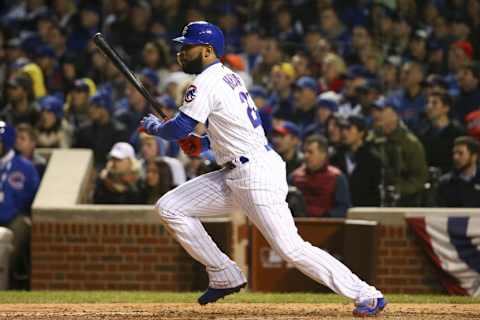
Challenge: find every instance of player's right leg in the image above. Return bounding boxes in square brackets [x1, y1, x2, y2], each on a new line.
[155, 169, 246, 293]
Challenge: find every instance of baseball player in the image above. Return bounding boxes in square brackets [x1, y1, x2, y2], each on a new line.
[141, 21, 387, 317]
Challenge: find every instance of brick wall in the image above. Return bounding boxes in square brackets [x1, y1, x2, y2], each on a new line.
[375, 225, 443, 294]
[31, 220, 230, 291]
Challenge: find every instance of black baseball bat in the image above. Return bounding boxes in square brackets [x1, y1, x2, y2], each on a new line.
[92, 33, 166, 119]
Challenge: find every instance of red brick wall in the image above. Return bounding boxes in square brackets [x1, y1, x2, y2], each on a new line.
[31, 222, 208, 291]
[375, 225, 443, 294]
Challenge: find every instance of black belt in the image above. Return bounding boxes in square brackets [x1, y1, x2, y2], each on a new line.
[223, 156, 249, 169]
[223, 144, 272, 169]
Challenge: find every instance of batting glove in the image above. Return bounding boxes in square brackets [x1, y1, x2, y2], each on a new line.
[178, 134, 210, 157]
[141, 113, 163, 135]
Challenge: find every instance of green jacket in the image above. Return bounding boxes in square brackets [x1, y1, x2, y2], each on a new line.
[372, 122, 428, 197]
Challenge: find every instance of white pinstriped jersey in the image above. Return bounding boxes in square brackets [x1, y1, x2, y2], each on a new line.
[179, 62, 268, 165]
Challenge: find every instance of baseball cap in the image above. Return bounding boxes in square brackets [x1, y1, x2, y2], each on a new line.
[89, 90, 113, 113]
[357, 79, 383, 93]
[295, 76, 317, 92]
[453, 40, 474, 59]
[140, 68, 159, 87]
[73, 78, 90, 92]
[316, 91, 340, 111]
[39, 95, 64, 119]
[272, 63, 296, 79]
[339, 115, 368, 132]
[273, 121, 301, 138]
[109, 142, 135, 160]
[372, 96, 400, 111]
[344, 65, 373, 80]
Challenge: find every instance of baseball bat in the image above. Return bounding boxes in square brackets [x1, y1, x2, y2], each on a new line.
[92, 33, 166, 119]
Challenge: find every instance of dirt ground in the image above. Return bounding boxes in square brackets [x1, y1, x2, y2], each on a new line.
[0, 303, 479, 320]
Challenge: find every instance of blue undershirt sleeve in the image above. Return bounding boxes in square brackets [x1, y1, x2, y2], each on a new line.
[153, 111, 199, 141]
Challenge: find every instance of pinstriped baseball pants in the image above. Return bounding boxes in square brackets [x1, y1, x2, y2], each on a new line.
[156, 150, 382, 302]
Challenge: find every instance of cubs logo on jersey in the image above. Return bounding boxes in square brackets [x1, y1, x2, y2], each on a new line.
[185, 85, 197, 103]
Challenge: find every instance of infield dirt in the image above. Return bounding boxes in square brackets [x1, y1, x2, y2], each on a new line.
[0, 303, 479, 319]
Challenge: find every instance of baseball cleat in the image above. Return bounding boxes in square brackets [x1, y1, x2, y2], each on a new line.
[352, 297, 387, 317]
[198, 282, 247, 305]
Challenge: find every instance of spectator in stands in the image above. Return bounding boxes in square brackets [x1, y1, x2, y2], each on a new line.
[320, 53, 346, 93]
[290, 134, 351, 217]
[1, 75, 39, 127]
[14, 123, 47, 178]
[114, 71, 157, 136]
[94, 142, 143, 204]
[331, 115, 382, 206]
[272, 121, 303, 176]
[252, 38, 284, 87]
[34, 45, 63, 95]
[141, 40, 171, 91]
[64, 78, 96, 128]
[318, 6, 350, 54]
[325, 114, 343, 156]
[455, 61, 480, 123]
[304, 91, 340, 137]
[391, 61, 427, 132]
[73, 90, 129, 169]
[338, 65, 369, 117]
[436, 136, 480, 207]
[0, 122, 39, 290]
[291, 52, 312, 79]
[371, 97, 428, 206]
[36, 95, 73, 148]
[290, 76, 318, 132]
[141, 158, 173, 204]
[419, 92, 465, 174]
[137, 132, 185, 187]
[357, 79, 383, 118]
[270, 63, 296, 121]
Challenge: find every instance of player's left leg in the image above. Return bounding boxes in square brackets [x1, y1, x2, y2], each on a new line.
[226, 151, 385, 315]
[156, 169, 246, 291]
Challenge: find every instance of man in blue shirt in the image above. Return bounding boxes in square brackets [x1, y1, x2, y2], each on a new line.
[0, 121, 39, 289]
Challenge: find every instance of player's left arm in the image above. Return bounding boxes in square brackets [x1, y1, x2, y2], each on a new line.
[141, 112, 210, 156]
[141, 111, 198, 141]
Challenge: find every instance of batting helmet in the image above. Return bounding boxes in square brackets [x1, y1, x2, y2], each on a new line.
[173, 21, 225, 57]
[0, 121, 16, 152]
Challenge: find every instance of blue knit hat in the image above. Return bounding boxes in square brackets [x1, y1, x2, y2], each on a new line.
[39, 95, 64, 119]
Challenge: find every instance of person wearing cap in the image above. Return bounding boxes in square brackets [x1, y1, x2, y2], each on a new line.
[407, 29, 428, 63]
[36, 95, 73, 148]
[272, 121, 303, 176]
[94, 142, 143, 204]
[1, 74, 39, 127]
[357, 79, 383, 118]
[290, 134, 351, 218]
[65, 78, 96, 128]
[73, 90, 129, 169]
[455, 61, 480, 123]
[338, 65, 369, 118]
[331, 115, 382, 206]
[0, 121, 40, 289]
[270, 62, 296, 121]
[370, 97, 428, 206]
[34, 45, 63, 95]
[423, 74, 448, 96]
[419, 91, 466, 174]
[303, 91, 340, 137]
[291, 76, 318, 131]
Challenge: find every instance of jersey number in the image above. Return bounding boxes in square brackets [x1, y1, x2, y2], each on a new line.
[239, 91, 262, 128]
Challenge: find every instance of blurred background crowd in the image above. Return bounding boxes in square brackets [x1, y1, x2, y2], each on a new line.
[1, 0, 480, 224]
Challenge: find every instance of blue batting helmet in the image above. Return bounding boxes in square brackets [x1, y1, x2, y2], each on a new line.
[0, 121, 15, 152]
[173, 21, 225, 57]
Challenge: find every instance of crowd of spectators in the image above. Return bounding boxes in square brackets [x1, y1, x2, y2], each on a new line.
[1, 0, 480, 236]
